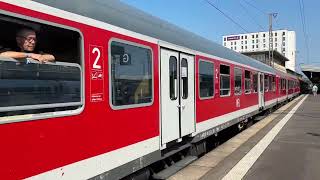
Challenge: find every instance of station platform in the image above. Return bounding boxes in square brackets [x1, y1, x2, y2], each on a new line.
[169, 94, 320, 180]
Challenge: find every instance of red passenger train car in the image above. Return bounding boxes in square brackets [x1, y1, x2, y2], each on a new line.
[0, 1, 300, 179]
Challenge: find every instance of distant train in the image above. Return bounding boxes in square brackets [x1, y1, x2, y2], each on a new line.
[0, 1, 300, 179]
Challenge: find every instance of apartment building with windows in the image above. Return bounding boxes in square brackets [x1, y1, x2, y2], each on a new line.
[222, 30, 296, 71]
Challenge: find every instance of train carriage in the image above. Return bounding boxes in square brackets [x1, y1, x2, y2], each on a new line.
[0, 1, 300, 179]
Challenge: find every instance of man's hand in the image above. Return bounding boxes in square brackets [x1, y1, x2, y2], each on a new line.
[30, 53, 55, 63]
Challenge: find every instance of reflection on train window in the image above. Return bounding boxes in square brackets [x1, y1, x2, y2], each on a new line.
[245, 70, 251, 94]
[0, 14, 82, 118]
[110, 41, 153, 107]
[253, 72, 258, 93]
[169, 56, 177, 100]
[199, 60, 214, 99]
[220, 64, 230, 96]
[234, 68, 242, 95]
[271, 76, 276, 91]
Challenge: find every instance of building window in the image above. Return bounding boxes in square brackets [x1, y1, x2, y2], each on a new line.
[199, 60, 214, 99]
[235, 46, 237, 50]
[231, 42, 233, 45]
[245, 46, 247, 49]
[263, 34, 266, 37]
[256, 34, 258, 38]
[283, 32, 285, 36]
[283, 42, 285, 46]
[253, 72, 258, 93]
[231, 47, 233, 50]
[224, 42, 226, 46]
[245, 70, 251, 94]
[241, 36, 243, 39]
[283, 48, 286, 52]
[275, 38, 277, 42]
[256, 45, 259, 48]
[283, 37, 285, 41]
[241, 41, 243, 45]
[252, 45, 255, 49]
[263, 39, 266, 43]
[245, 41, 247, 44]
[111, 41, 153, 107]
[256, 39, 259, 43]
[224, 37, 226, 41]
[275, 32, 277, 36]
[234, 68, 242, 95]
[220, 64, 230, 96]
[235, 42, 237, 45]
[275, 43, 277, 47]
[263, 44, 266, 48]
[245, 35, 247, 39]
[252, 35, 254, 38]
[252, 40, 254, 43]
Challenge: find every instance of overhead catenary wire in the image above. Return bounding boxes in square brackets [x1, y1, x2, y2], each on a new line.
[298, 0, 310, 63]
[204, 0, 250, 33]
[241, 0, 267, 15]
[239, 1, 265, 31]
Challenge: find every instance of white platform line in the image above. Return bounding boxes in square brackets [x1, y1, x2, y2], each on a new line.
[222, 95, 308, 180]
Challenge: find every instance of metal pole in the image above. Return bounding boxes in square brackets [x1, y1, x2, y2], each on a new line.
[268, 14, 272, 67]
[269, 13, 277, 68]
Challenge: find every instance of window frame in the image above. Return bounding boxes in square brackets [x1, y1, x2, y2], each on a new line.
[108, 38, 154, 110]
[0, 12, 85, 125]
[198, 59, 215, 100]
[219, 64, 231, 97]
[234, 67, 242, 96]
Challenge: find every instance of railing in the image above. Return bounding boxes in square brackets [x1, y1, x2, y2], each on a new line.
[0, 57, 82, 113]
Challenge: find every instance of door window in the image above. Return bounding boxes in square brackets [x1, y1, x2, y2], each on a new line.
[169, 56, 178, 100]
[181, 58, 188, 99]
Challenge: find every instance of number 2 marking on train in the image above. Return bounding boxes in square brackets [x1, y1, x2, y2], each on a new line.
[92, 47, 101, 69]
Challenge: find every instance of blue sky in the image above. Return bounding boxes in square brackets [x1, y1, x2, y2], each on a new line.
[121, 0, 319, 71]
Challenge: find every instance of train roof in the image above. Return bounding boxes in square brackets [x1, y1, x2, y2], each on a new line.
[33, 0, 275, 73]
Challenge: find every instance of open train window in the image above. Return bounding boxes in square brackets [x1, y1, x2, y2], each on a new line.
[199, 60, 214, 99]
[220, 64, 230, 97]
[0, 14, 83, 120]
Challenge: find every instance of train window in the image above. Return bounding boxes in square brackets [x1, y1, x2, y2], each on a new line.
[253, 72, 258, 93]
[0, 14, 82, 120]
[110, 41, 153, 108]
[234, 68, 242, 95]
[269, 76, 272, 92]
[199, 60, 214, 99]
[272, 76, 276, 91]
[169, 56, 178, 100]
[220, 64, 230, 96]
[245, 70, 251, 94]
[264, 75, 269, 92]
[181, 58, 188, 99]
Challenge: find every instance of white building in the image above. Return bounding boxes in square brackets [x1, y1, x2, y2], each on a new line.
[222, 30, 296, 71]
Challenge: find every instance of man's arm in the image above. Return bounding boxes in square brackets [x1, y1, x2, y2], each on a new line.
[0, 51, 29, 59]
[0, 51, 55, 63]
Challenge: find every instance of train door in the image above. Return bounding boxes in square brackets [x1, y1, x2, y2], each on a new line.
[258, 72, 265, 109]
[160, 48, 195, 145]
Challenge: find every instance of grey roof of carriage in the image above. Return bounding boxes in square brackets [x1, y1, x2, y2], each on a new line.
[33, 0, 275, 73]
